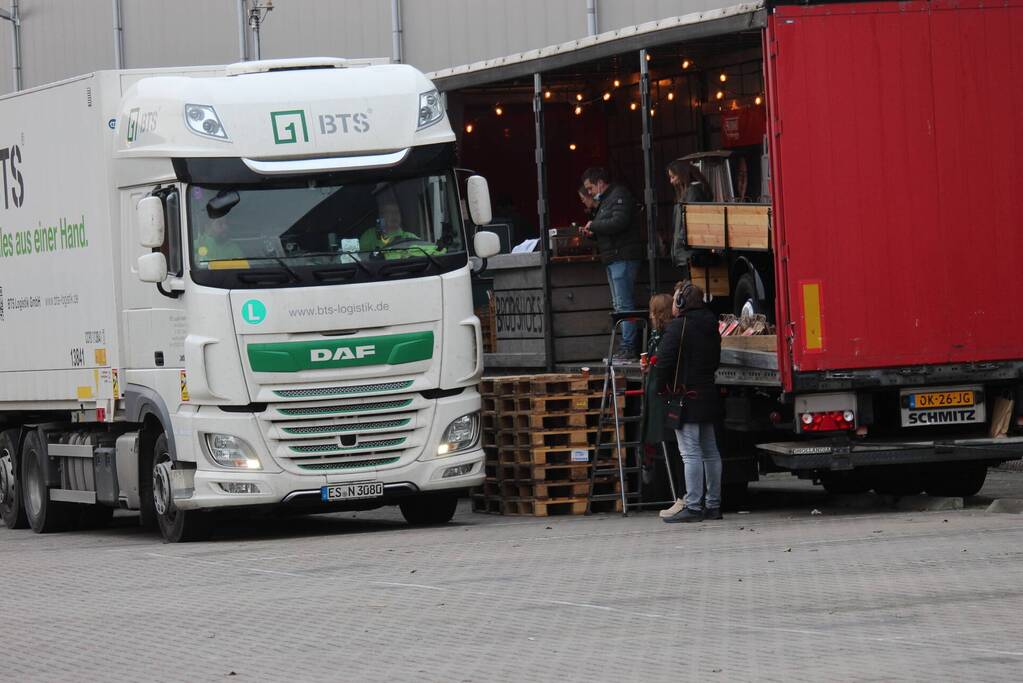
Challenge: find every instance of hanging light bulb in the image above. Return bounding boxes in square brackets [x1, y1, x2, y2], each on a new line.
[544, 90, 552, 99]
[576, 93, 583, 101]
[755, 95, 763, 105]
[715, 91, 724, 100]
[650, 108, 656, 117]
[629, 102, 638, 111]
[645, 53, 651, 62]
[602, 92, 611, 101]
[682, 59, 691, 69]
[494, 105, 503, 116]
[574, 105, 583, 115]
[465, 123, 474, 133]
[569, 143, 577, 151]
[613, 79, 621, 88]
[667, 92, 675, 101]
[719, 73, 728, 83]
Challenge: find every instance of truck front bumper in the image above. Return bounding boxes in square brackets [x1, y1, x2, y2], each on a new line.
[758, 435, 1023, 471]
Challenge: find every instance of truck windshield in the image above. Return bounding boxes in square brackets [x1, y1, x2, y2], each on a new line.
[186, 172, 467, 287]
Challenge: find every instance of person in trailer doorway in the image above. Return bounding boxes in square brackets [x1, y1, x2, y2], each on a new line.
[655, 281, 723, 523]
[579, 167, 645, 360]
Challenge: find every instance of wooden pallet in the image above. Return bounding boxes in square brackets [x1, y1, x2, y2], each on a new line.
[493, 462, 593, 482]
[500, 496, 624, 516]
[499, 478, 621, 500]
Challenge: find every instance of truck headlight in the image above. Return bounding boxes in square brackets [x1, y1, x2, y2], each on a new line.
[184, 104, 229, 140]
[436, 412, 479, 456]
[417, 90, 444, 130]
[204, 433, 261, 470]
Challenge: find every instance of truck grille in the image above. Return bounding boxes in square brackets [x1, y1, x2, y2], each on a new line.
[273, 380, 413, 399]
[259, 388, 428, 473]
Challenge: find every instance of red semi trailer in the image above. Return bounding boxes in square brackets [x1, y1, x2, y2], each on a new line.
[690, 0, 1023, 496]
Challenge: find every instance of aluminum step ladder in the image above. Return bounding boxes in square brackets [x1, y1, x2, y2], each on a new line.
[587, 310, 678, 516]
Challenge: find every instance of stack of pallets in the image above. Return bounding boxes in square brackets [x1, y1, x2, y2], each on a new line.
[473, 372, 624, 516]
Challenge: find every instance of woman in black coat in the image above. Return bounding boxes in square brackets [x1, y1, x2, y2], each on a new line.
[653, 281, 723, 523]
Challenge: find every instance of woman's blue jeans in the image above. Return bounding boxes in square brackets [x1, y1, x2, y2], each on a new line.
[674, 422, 722, 511]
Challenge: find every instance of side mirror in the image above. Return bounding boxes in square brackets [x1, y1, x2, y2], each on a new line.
[138, 252, 168, 283]
[473, 230, 500, 259]
[466, 175, 492, 226]
[137, 196, 165, 248]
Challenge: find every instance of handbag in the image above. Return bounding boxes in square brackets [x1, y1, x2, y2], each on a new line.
[663, 317, 690, 430]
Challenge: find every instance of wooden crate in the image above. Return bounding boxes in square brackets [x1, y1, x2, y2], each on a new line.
[689, 262, 730, 296]
[685, 205, 726, 247]
[727, 205, 771, 249]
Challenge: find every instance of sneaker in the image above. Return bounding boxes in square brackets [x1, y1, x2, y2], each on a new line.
[658, 499, 685, 519]
[703, 507, 723, 520]
[663, 506, 703, 524]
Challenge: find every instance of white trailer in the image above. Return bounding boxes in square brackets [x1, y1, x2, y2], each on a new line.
[0, 58, 499, 541]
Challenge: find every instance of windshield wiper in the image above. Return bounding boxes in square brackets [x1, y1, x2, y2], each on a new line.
[242, 256, 301, 282]
[376, 245, 444, 270]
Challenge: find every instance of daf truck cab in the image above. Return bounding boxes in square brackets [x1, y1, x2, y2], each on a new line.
[0, 57, 500, 542]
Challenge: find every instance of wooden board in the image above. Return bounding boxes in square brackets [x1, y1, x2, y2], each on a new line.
[684, 205, 726, 248]
[721, 334, 778, 353]
[726, 205, 771, 249]
[689, 262, 730, 296]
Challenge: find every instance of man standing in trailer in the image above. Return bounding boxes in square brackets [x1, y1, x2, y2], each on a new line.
[580, 167, 644, 360]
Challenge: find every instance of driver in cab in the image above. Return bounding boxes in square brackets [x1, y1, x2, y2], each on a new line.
[359, 200, 423, 255]
[194, 214, 245, 266]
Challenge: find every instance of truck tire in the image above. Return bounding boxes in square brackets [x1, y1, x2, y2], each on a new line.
[924, 463, 988, 498]
[871, 467, 924, 496]
[20, 429, 72, 533]
[734, 273, 762, 320]
[152, 434, 211, 543]
[399, 493, 459, 525]
[0, 430, 29, 529]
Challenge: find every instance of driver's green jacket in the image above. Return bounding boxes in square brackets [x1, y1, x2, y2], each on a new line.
[358, 228, 445, 258]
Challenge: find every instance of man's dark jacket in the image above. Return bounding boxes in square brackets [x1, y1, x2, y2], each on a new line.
[654, 306, 721, 424]
[589, 183, 644, 264]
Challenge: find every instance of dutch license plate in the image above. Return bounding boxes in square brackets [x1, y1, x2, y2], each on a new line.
[321, 482, 384, 502]
[900, 386, 984, 427]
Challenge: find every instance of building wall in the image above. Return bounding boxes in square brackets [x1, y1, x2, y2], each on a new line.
[0, 1, 743, 94]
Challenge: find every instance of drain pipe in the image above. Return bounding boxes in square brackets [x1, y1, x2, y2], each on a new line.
[0, 1, 22, 91]
[112, 0, 125, 69]
[390, 0, 403, 63]
[237, 0, 248, 60]
[586, 0, 598, 36]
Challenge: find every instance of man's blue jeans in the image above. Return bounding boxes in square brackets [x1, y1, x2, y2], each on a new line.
[606, 259, 640, 352]
[674, 422, 722, 511]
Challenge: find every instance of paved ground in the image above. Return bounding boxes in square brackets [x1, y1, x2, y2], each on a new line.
[3, 470, 1023, 682]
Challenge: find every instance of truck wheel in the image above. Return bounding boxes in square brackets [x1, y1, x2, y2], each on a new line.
[733, 273, 764, 320]
[20, 429, 71, 533]
[0, 430, 29, 529]
[152, 434, 211, 543]
[399, 493, 459, 525]
[924, 464, 988, 498]
[871, 467, 924, 496]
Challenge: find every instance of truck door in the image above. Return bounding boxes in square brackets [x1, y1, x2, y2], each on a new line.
[120, 187, 187, 370]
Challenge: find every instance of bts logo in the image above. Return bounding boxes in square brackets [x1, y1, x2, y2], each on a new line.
[271, 110, 309, 144]
[0, 144, 25, 209]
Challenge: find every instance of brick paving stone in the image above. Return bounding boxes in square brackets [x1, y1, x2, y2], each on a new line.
[1, 471, 1022, 681]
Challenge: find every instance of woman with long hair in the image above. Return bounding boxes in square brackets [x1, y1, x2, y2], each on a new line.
[666, 160, 713, 275]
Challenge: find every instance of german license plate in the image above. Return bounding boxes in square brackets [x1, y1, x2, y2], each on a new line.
[321, 482, 383, 502]
[900, 386, 984, 427]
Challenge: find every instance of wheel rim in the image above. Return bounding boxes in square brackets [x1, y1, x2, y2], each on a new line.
[0, 446, 13, 508]
[22, 447, 44, 519]
[153, 458, 174, 519]
[740, 298, 756, 319]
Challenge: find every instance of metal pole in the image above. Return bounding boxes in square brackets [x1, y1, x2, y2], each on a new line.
[237, 0, 248, 61]
[390, 0, 403, 63]
[8, 0, 22, 91]
[639, 49, 658, 296]
[112, 0, 125, 69]
[250, 10, 261, 61]
[534, 72, 555, 371]
[586, 0, 598, 36]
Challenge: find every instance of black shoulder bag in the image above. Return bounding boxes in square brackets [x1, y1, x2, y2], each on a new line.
[663, 318, 691, 430]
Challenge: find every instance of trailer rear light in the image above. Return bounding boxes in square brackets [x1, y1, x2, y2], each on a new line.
[800, 410, 855, 432]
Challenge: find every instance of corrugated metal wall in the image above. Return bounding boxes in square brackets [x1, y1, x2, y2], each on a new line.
[0, 1, 742, 94]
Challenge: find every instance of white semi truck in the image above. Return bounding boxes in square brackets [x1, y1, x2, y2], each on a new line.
[0, 58, 500, 542]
